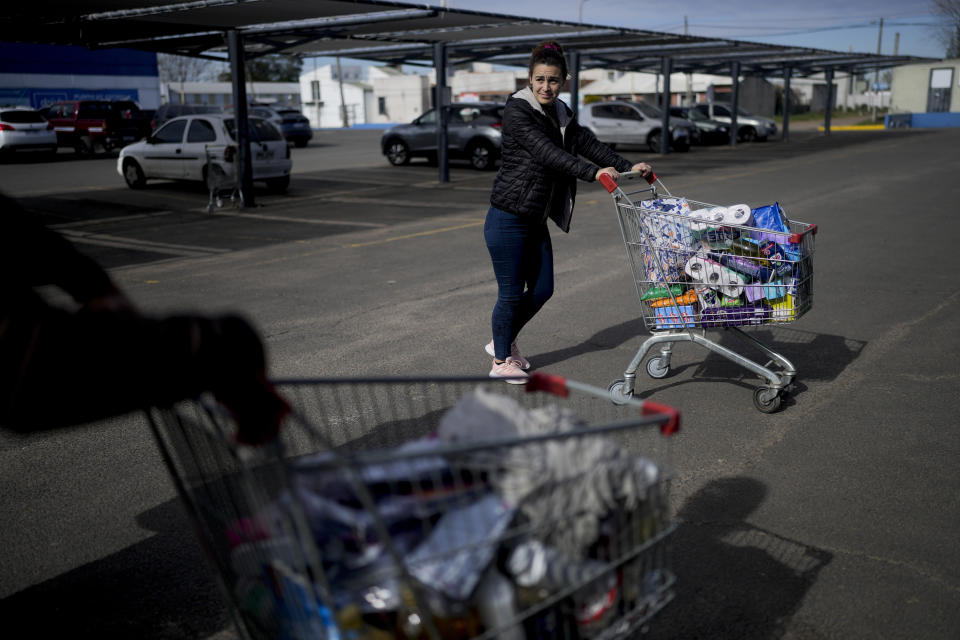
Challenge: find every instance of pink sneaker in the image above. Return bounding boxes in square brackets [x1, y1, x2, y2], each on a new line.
[485, 340, 531, 370]
[489, 358, 529, 384]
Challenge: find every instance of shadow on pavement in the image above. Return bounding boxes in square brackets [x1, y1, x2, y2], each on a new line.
[647, 476, 832, 639]
[531, 321, 866, 400]
[0, 498, 230, 640]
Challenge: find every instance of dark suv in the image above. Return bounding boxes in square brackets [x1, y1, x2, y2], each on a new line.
[381, 103, 504, 170]
[45, 100, 151, 154]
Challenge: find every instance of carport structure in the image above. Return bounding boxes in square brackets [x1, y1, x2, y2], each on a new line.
[3, 0, 931, 198]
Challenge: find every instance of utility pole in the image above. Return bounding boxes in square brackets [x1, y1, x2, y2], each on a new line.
[894, 32, 900, 56]
[872, 17, 883, 123]
[684, 15, 694, 106]
[336, 56, 348, 128]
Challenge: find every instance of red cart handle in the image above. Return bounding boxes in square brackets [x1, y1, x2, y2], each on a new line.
[788, 223, 818, 244]
[599, 170, 657, 193]
[526, 373, 680, 435]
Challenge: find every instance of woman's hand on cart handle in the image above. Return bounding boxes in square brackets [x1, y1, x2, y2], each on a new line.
[596, 166, 620, 183]
[630, 162, 654, 182]
[598, 167, 658, 193]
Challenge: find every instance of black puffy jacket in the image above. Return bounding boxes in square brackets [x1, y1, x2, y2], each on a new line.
[490, 88, 634, 232]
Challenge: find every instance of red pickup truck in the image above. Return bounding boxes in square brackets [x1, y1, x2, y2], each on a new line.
[44, 100, 152, 155]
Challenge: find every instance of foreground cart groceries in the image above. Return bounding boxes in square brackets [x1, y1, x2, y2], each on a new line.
[600, 172, 818, 413]
[148, 374, 681, 639]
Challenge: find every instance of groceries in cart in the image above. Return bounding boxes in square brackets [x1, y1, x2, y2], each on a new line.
[634, 196, 814, 330]
[219, 387, 673, 639]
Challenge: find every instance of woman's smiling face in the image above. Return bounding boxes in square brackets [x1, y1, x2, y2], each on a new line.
[530, 63, 563, 106]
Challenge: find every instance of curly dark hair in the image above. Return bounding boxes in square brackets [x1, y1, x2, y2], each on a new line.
[528, 41, 568, 79]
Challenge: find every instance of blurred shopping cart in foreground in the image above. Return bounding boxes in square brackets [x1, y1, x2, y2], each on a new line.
[148, 374, 681, 639]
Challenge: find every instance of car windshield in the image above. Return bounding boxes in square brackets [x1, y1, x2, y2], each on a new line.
[685, 109, 708, 121]
[1, 110, 45, 123]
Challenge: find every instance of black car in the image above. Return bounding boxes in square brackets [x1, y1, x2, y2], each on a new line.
[272, 107, 313, 148]
[670, 106, 731, 145]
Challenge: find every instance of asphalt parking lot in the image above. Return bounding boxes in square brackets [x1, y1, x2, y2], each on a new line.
[1, 126, 958, 639]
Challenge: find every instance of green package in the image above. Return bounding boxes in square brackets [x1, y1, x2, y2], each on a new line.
[640, 284, 684, 301]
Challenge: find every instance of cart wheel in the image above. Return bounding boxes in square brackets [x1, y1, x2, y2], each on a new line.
[753, 387, 782, 413]
[608, 379, 633, 405]
[646, 356, 670, 379]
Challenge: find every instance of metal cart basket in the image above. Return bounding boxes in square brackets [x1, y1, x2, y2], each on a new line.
[205, 144, 240, 213]
[148, 374, 681, 640]
[599, 172, 818, 413]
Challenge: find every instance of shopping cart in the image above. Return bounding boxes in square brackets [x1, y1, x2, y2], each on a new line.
[205, 144, 240, 213]
[147, 374, 681, 640]
[599, 171, 818, 413]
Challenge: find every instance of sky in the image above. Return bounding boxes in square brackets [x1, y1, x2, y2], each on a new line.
[307, 0, 950, 73]
[422, 0, 946, 57]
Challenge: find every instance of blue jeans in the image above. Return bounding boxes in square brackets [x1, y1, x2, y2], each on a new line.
[484, 206, 554, 361]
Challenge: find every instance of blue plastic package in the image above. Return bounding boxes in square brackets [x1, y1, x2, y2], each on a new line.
[751, 202, 790, 233]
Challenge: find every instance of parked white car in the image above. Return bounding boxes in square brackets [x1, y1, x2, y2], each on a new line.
[0, 106, 58, 156]
[117, 114, 291, 192]
[578, 100, 692, 152]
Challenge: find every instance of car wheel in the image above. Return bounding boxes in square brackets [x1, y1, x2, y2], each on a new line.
[385, 139, 410, 166]
[122, 158, 146, 189]
[739, 127, 757, 142]
[647, 131, 663, 153]
[294, 139, 308, 148]
[468, 139, 496, 171]
[674, 139, 691, 152]
[265, 176, 290, 193]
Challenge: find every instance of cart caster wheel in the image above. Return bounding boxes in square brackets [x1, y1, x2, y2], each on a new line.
[753, 387, 782, 413]
[646, 356, 670, 379]
[608, 379, 633, 405]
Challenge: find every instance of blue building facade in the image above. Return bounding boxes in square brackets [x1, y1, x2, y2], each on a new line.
[0, 42, 160, 108]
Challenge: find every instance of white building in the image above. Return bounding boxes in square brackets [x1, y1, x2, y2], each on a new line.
[580, 71, 733, 107]
[366, 65, 431, 124]
[890, 58, 960, 113]
[0, 42, 161, 109]
[162, 81, 301, 108]
[299, 64, 369, 128]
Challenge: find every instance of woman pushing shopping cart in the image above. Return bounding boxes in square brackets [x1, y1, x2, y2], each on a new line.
[599, 171, 818, 413]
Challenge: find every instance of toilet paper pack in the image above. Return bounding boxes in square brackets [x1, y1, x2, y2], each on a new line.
[684, 255, 747, 298]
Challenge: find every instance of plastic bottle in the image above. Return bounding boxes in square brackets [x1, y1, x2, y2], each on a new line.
[474, 569, 525, 640]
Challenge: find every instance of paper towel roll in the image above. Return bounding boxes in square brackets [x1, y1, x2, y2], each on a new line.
[707, 206, 728, 222]
[684, 256, 746, 298]
[722, 204, 753, 226]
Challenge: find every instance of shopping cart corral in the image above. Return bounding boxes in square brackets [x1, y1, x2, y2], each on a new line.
[600, 172, 818, 413]
[148, 374, 680, 640]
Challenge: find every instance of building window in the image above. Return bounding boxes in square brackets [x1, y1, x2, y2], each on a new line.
[311, 80, 321, 102]
[378, 96, 386, 115]
[927, 68, 954, 112]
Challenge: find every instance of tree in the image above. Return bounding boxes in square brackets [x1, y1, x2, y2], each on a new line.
[157, 54, 219, 102]
[931, 0, 960, 57]
[217, 54, 303, 82]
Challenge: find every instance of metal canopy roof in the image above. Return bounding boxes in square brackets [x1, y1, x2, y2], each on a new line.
[1, 0, 934, 77]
